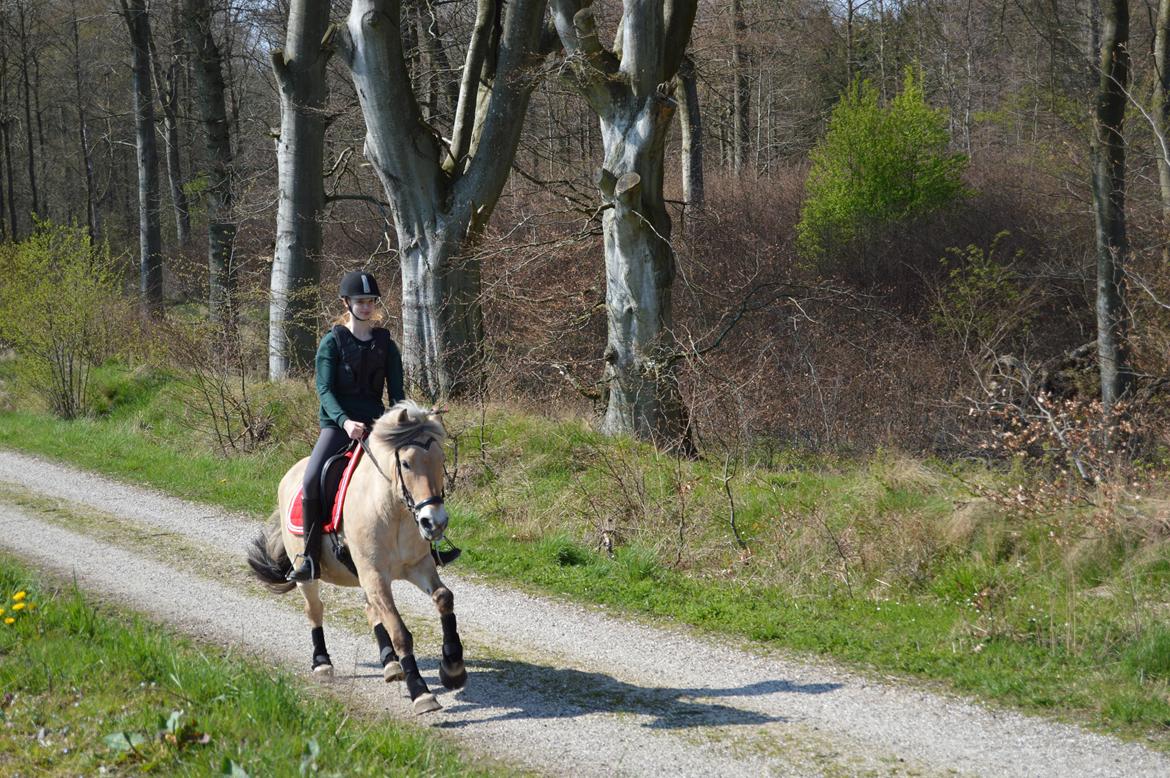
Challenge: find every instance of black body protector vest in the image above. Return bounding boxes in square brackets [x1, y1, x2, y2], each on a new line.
[332, 325, 391, 402]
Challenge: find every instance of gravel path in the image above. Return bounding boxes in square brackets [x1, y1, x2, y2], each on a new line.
[0, 448, 1166, 777]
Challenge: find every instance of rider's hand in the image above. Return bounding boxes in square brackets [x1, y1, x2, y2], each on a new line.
[343, 420, 367, 440]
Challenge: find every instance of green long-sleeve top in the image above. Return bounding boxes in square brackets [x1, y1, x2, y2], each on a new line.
[315, 328, 405, 430]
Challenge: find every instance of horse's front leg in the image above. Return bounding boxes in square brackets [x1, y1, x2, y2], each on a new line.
[362, 574, 441, 714]
[363, 595, 403, 683]
[406, 565, 467, 691]
[298, 580, 333, 677]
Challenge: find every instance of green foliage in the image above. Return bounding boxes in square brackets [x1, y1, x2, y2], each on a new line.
[930, 231, 1032, 354]
[0, 222, 127, 418]
[797, 68, 969, 257]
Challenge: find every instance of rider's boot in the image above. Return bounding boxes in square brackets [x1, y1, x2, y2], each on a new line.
[287, 498, 323, 582]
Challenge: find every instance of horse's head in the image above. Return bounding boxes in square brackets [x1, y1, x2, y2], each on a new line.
[373, 402, 449, 544]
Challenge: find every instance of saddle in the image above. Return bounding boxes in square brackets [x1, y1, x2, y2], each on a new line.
[286, 443, 364, 537]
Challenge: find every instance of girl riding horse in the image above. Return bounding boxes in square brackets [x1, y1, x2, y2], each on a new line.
[288, 270, 459, 582]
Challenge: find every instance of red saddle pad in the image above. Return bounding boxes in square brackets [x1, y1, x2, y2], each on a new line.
[286, 444, 363, 536]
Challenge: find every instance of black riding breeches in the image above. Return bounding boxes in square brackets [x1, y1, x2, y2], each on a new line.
[303, 427, 352, 501]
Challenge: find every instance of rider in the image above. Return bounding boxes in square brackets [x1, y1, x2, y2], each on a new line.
[287, 270, 459, 581]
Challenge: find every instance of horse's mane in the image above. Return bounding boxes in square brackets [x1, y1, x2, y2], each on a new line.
[371, 400, 447, 448]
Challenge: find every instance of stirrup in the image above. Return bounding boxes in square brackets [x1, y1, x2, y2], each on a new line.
[286, 554, 319, 582]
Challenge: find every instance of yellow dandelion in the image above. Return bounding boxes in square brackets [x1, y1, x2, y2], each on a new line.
[0, 607, 5, 615]
[11, 603, 24, 611]
[3, 618, 13, 625]
[12, 591, 26, 602]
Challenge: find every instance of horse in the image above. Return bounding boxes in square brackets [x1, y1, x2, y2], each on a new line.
[247, 400, 466, 715]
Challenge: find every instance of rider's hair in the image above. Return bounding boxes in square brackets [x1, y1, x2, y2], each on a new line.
[331, 305, 384, 327]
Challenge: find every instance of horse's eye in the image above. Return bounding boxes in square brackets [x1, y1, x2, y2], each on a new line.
[402, 461, 412, 470]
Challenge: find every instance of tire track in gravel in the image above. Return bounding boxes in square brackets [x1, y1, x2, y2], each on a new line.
[1, 449, 1166, 777]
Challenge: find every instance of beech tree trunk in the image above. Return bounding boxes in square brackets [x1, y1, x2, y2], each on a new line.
[184, 0, 236, 322]
[120, 0, 164, 311]
[731, 0, 749, 173]
[149, 18, 191, 247]
[678, 54, 704, 213]
[0, 8, 9, 241]
[270, 0, 330, 378]
[72, 4, 99, 242]
[1091, 0, 1132, 409]
[18, 3, 38, 218]
[553, 0, 698, 451]
[339, 0, 547, 399]
[1155, 0, 1170, 260]
[1, 111, 15, 239]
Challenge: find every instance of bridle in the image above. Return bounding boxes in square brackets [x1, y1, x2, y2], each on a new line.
[359, 435, 445, 523]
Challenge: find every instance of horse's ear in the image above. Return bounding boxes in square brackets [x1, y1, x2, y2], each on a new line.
[396, 407, 409, 426]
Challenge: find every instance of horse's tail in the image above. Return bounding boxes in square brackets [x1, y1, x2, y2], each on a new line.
[247, 509, 296, 594]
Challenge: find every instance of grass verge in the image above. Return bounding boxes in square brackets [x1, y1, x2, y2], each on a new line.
[0, 553, 504, 777]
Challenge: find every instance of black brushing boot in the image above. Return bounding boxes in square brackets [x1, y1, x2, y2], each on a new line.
[288, 497, 323, 581]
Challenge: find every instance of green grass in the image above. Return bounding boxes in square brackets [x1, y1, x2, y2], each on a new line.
[3, 360, 1170, 745]
[0, 555, 505, 777]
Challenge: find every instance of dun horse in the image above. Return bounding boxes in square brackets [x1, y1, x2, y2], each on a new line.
[247, 401, 465, 714]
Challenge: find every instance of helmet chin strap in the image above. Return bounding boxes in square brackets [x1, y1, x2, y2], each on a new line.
[344, 299, 370, 323]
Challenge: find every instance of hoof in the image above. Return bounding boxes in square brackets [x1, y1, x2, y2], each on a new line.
[439, 662, 467, 690]
[312, 663, 334, 678]
[383, 661, 404, 683]
[411, 693, 442, 715]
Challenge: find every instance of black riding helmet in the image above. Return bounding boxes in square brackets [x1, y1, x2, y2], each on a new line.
[339, 271, 381, 322]
[339, 270, 381, 299]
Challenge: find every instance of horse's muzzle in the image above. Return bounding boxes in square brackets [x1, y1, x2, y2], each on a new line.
[417, 504, 448, 542]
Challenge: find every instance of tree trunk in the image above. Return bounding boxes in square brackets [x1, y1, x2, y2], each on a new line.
[413, 0, 459, 120]
[597, 103, 691, 448]
[1155, 0, 1170, 260]
[553, 0, 698, 452]
[1091, 0, 1132, 409]
[120, 0, 164, 311]
[678, 54, 704, 213]
[184, 0, 237, 323]
[32, 54, 46, 221]
[18, 3, 38, 218]
[341, 0, 546, 399]
[846, 1, 856, 83]
[731, 0, 749, 174]
[269, 0, 330, 378]
[150, 20, 191, 247]
[72, 4, 99, 242]
[0, 9, 8, 242]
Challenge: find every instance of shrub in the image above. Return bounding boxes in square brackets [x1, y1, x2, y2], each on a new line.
[797, 68, 969, 259]
[0, 222, 126, 418]
[930, 231, 1035, 358]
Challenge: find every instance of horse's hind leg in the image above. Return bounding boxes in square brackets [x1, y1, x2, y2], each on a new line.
[299, 580, 333, 677]
[363, 577, 440, 714]
[363, 595, 403, 682]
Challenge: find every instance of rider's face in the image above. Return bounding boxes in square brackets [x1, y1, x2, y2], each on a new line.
[348, 296, 378, 317]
